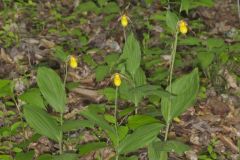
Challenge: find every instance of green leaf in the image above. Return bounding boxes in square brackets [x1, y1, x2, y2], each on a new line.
[204, 38, 224, 49]
[121, 33, 141, 77]
[197, 52, 214, 69]
[66, 82, 80, 91]
[121, 156, 138, 160]
[15, 151, 34, 160]
[97, 0, 107, 7]
[0, 155, 13, 160]
[134, 67, 146, 86]
[104, 114, 116, 124]
[62, 120, 94, 132]
[102, 2, 120, 14]
[76, 2, 100, 14]
[80, 107, 116, 145]
[118, 126, 129, 142]
[104, 54, 119, 67]
[82, 54, 97, 67]
[118, 123, 163, 154]
[132, 67, 147, 105]
[53, 46, 69, 62]
[159, 152, 168, 160]
[23, 105, 61, 142]
[79, 142, 107, 156]
[127, 115, 161, 130]
[19, 88, 45, 109]
[178, 37, 201, 46]
[181, 0, 191, 14]
[53, 153, 78, 160]
[13, 147, 22, 153]
[95, 65, 109, 82]
[0, 80, 13, 97]
[88, 104, 106, 113]
[192, 0, 214, 8]
[37, 67, 66, 113]
[37, 154, 52, 160]
[161, 69, 199, 123]
[153, 140, 190, 154]
[119, 80, 134, 101]
[148, 139, 166, 160]
[11, 121, 23, 132]
[145, 0, 154, 5]
[119, 107, 135, 117]
[100, 87, 115, 101]
[130, 85, 171, 99]
[166, 11, 178, 32]
[219, 52, 229, 64]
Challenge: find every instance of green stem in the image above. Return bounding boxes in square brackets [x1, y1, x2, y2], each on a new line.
[114, 87, 119, 160]
[59, 138, 62, 154]
[167, 0, 170, 10]
[134, 98, 138, 114]
[59, 113, 63, 154]
[134, 83, 138, 114]
[64, 62, 68, 87]
[123, 28, 127, 42]
[59, 61, 68, 154]
[164, 31, 179, 141]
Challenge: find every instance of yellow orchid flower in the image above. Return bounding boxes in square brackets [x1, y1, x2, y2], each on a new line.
[69, 55, 78, 69]
[114, 73, 121, 87]
[179, 20, 188, 34]
[121, 14, 128, 27]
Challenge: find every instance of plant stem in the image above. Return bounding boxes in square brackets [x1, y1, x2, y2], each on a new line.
[114, 87, 119, 160]
[59, 139, 62, 154]
[167, 0, 170, 10]
[123, 28, 127, 42]
[59, 60, 68, 154]
[59, 113, 63, 154]
[134, 83, 138, 114]
[164, 30, 179, 141]
[64, 62, 68, 87]
[114, 87, 118, 132]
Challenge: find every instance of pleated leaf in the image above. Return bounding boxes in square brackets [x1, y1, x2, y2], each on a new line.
[121, 33, 141, 77]
[161, 69, 199, 123]
[53, 153, 78, 160]
[118, 123, 163, 154]
[62, 120, 94, 132]
[23, 105, 60, 142]
[166, 11, 178, 32]
[37, 67, 66, 113]
[19, 88, 45, 109]
[79, 142, 107, 156]
[151, 140, 190, 155]
[148, 139, 165, 160]
[127, 115, 160, 130]
[130, 85, 171, 100]
[80, 107, 117, 146]
[132, 67, 146, 105]
[0, 80, 13, 97]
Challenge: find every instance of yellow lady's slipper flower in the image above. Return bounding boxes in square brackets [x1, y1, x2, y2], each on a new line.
[121, 14, 128, 27]
[180, 26, 188, 34]
[179, 20, 187, 27]
[69, 55, 78, 69]
[178, 20, 188, 34]
[113, 73, 121, 87]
